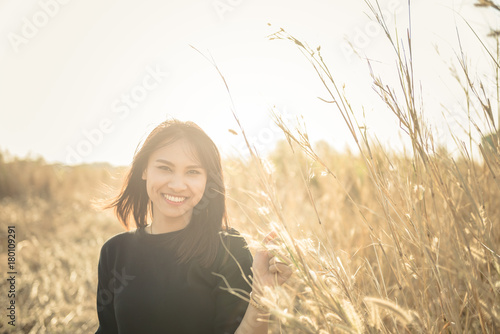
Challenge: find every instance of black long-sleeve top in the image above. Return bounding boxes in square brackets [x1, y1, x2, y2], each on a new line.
[95, 227, 253, 334]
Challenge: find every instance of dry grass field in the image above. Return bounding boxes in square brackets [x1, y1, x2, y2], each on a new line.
[0, 132, 498, 333]
[1, 2, 499, 333]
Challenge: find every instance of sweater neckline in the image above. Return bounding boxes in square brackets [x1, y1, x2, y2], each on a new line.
[138, 226, 185, 238]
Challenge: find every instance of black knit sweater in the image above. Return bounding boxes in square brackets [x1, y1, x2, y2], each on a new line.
[95, 227, 253, 334]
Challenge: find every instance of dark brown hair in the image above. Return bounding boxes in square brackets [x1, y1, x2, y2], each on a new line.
[106, 119, 229, 267]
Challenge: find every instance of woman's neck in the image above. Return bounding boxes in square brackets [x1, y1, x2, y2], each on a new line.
[148, 210, 192, 234]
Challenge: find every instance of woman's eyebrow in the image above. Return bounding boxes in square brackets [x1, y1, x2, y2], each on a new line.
[155, 159, 203, 169]
[155, 159, 173, 166]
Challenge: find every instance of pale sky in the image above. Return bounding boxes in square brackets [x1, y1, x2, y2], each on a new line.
[0, 0, 497, 166]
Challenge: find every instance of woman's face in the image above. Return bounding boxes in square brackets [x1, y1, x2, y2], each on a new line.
[142, 138, 207, 228]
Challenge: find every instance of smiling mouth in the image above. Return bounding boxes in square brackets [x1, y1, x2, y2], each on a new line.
[163, 194, 187, 203]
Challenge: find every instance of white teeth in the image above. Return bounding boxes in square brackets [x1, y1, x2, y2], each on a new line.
[163, 194, 186, 203]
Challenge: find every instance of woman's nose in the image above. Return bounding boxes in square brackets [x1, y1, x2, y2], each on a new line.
[167, 174, 188, 191]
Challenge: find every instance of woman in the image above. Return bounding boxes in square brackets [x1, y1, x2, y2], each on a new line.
[95, 119, 292, 333]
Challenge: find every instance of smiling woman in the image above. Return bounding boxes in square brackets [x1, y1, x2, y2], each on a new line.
[95, 119, 292, 334]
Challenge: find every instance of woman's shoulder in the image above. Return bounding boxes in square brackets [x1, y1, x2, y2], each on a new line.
[214, 227, 253, 267]
[218, 227, 250, 249]
[100, 229, 139, 253]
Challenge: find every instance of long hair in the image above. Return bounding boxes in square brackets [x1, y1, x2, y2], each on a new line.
[105, 119, 229, 267]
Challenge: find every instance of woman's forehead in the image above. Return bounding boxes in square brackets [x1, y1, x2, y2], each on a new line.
[151, 139, 202, 166]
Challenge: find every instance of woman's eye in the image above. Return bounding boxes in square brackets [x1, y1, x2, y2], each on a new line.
[158, 166, 171, 171]
[188, 170, 201, 174]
